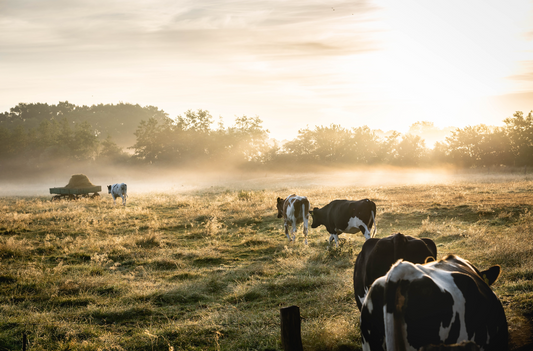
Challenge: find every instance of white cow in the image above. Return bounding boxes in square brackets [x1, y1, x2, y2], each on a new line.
[107, 183, 128, 206]
[276, 194, 310, 244]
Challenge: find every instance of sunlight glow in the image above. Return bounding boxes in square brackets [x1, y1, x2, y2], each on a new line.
[1, 0, 533, 140]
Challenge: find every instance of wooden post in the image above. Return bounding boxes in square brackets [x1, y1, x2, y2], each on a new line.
[280, 305, 304, 351]
[22, 332, 27, 351]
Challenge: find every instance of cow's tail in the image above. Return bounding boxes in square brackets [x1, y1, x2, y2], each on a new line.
[371, 210, 377, 238]
[384, 283, 409, 351]
[302, 202, 309, 237]
[384, 262, 412, 351]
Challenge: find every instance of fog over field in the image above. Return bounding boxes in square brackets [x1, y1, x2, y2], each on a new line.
[0, 166, 528, 197]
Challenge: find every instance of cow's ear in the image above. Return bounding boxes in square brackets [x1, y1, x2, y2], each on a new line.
[481, 265, 501, 286]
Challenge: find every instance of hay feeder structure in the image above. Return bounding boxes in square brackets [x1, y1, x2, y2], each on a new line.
[50, 174, 101, 201]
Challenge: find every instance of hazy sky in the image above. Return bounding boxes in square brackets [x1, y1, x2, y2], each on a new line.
[2, 0, 533, 140]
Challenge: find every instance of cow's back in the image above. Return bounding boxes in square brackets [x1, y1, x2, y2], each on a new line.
[341, 199, 374, 223]
[283, 195, 309, 222]
[361, 256, 508, 351]
[326, 200, 362, 226]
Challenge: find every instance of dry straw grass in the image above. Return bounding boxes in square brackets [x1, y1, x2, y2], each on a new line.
[63, 174, 96, 188]
[0, 174, 532, 350]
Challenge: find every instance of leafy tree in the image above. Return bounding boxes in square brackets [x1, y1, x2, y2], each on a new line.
[72, 121, 99, 160]
[282, 126, 318, 162]
[395, 134, 426, 166]
[229, 115, 270, 162]
[376, 131, 400, 164]
[504, 111, 533, 166]
[478, 127, 511, 166]
[347, 126, 381, 164]
[0, 127, 14, 158]
[428, 141, 449, 165]
[445, 125, 505, 167]
[177, 109, 213, 133]
[130, 117, 168, 163]
[0, 102, 171, 147]
[282, 124, 354, 163]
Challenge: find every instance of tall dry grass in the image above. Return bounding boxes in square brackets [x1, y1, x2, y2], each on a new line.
[0, 175, 532, 350]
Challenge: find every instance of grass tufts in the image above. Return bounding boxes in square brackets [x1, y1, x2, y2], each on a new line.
[0, 177, 532, 349]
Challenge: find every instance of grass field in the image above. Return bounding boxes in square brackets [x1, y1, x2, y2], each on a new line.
[1, 172, 533, 350]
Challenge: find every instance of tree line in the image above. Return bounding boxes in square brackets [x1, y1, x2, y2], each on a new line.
[1, 102, 532, 170]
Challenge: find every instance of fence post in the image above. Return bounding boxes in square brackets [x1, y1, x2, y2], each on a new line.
[23, 332, 27, 351]
[280, 305, 304, 351]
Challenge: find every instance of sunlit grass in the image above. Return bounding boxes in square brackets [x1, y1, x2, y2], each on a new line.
[0, 175, 532, 350]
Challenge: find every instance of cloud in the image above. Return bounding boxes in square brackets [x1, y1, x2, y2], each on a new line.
[508, 61, 533, 82]
[1, 0, 380, 60]
[2, 0, 532, 142]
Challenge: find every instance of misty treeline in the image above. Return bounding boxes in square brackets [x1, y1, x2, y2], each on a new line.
[1, 101, 532, 173]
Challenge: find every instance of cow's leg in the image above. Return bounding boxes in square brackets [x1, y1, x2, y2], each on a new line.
[122, 194, 126, 206]
[303, 215, 309, 245]
[332, 234, 340, 248]
[328, 233, 340, 247]
[359, 224, 371, 240]
[112, 195, 116, 205]
[291, 219, 298, 242]
[284, 221, 292, 242]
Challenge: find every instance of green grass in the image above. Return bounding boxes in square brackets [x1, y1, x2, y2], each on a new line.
[1, 176, 533, 350]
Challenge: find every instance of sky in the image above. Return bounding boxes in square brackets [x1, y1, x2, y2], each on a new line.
[1, 0, 533, 141]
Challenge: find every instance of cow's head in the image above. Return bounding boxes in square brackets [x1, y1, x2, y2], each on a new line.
[107, 185, 112, 194]
[309, 207, 321, 228]
[276, 197, 285, 218]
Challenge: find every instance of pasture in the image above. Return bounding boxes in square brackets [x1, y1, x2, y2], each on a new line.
[1, 172, 533, 350]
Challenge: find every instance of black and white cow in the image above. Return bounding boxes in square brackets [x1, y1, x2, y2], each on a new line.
[310, 199, 376, 247]
[107, 183, 128, 206]
[360, 254, 507, 351]
[277, 194, 310, 245]
[353, 233, 437, 311]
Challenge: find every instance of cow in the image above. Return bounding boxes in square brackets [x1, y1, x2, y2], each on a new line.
[276, 194, 310, 244]
[107, 183, 128, 206]
[353, 233, 437, 311]
[309, 199, 376, 247]
[360, 254, 508, 351]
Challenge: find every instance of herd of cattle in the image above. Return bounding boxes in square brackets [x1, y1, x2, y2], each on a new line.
[276, 194, 508, 351]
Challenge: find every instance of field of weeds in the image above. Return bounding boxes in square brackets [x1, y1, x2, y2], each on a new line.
[1, 174, 533, 350]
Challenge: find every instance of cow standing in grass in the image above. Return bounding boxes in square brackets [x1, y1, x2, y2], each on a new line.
[108, 183, 128, 206]
[310, 199, 376, 247]
[277, 194, 310, 245]
[360, 254, 507, 351]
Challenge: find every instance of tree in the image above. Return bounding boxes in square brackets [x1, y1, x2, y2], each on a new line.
[72, 121, 99, 160]
[130, 117, 168, 163]
[376, 131, 400, 164]
[282, 127, 318, 162]
[395, 134, 427, 166]
[347, 126, 380, 164]
[177, 109, 213, 133]
[225, 116, 270, 163]
[504, 111, 533, 166]
[445, 125, 504, 167]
